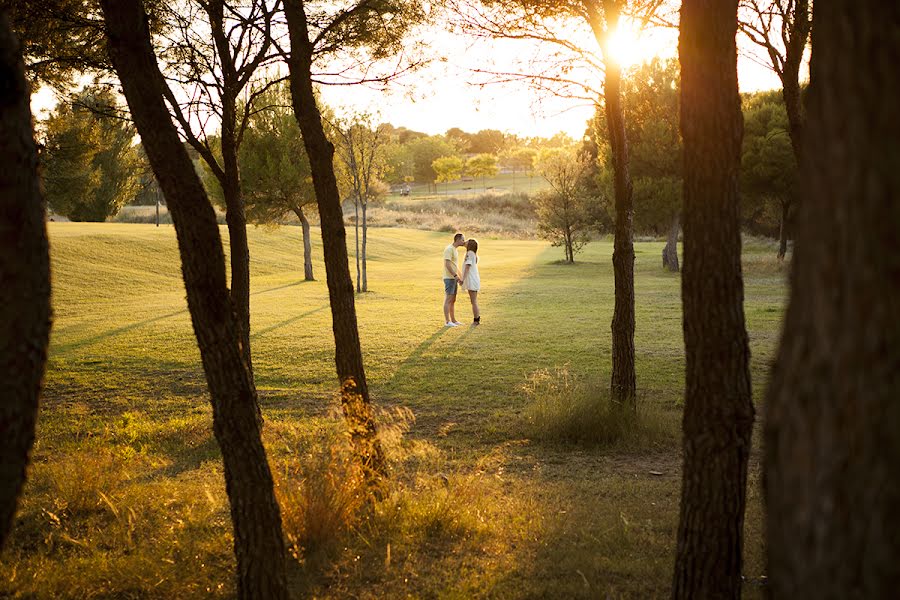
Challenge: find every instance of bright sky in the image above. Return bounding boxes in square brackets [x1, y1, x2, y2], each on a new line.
[32, 16, 785, 140]
[318, 18, 783, 139]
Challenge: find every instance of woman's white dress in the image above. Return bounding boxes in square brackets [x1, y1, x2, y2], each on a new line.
[462, 250, 480, 291]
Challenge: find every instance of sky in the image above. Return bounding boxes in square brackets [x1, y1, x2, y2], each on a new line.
[31, 14, 787, 141]
[318, 17, 786, 139]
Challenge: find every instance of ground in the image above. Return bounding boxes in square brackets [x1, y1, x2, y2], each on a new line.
[1, 223, 785, 598]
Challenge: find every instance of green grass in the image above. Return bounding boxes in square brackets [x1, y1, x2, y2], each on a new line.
[1, 222, 787, 598]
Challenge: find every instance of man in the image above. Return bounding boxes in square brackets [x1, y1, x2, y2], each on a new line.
[442, 232, 466, 326]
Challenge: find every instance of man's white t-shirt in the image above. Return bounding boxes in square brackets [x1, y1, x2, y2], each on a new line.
[442, 244, 458, 279]
[462, 250, 480, 291]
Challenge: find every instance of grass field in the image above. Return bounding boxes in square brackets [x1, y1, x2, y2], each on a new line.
[1, 223, 787, 598]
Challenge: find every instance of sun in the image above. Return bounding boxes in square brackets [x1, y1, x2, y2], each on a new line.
[606, 20, 644, 68]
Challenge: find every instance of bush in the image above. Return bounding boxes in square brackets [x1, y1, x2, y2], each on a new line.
[520, 367, 677, 450]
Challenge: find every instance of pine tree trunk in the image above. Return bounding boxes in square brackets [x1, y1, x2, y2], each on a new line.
[354, 197, 360, 293]
[0, 14, 52, 549]
[283, 0, 385, 478]
[99, 4, 288, 598]
[662, 212, 680, 272]
[671, 1, 754, 598]
[777, 198, 789, 260]
[293, 205, 314, 281]
[603, 15, 637, 407]
[361, 200, 368, 292]
[208, 0, 255, 395]
[765, 2, 900, 597]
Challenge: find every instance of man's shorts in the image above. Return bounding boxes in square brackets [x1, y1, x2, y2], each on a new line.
[443, 278, 458, 295]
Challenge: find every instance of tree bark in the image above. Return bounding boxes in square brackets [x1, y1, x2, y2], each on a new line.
[662, 212, 680, 272]
[0, 13, 52, 550]
[354, 196, 361, 293]
[765, 2, 900, 597]
[99, 3, 288, 598]
[602, 1, 637, 407]
[293, 205, 314, 281]
[777, 198, 789, 260]
[671, 1, 754, 598]
[362, 200, 368, 292]
[208, 0, 255, 395]
[283, 0, 386, 478]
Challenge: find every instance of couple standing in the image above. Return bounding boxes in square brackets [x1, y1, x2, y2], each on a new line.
[442, 232, 481, 327]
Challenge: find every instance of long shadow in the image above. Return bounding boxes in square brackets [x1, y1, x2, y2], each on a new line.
[250, 279, 310, 297]
[251, 304, 329, 339]
[53, 307, 187, 355]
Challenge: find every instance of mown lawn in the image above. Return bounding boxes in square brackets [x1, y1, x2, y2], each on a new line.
[1, 222, 786, 598]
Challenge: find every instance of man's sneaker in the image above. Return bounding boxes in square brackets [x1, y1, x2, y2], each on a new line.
[445, 321, 458, 327]
[451, 321, 463, 326]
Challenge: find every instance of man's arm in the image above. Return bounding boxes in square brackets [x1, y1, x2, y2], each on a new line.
[444, 258, 461, 281]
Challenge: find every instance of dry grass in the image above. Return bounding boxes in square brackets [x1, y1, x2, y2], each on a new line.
[521, 367, 679, 451]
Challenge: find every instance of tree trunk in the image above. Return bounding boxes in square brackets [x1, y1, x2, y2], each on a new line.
[283, 0, 386, 478]
[293, 205, 314, 281]
[99, 3, 288, 598]
[220, 111, 254, 392]
[354, 196, 360, 293]
[671, 1, 754, 598]
[208, 0, 255, 399]
[662, 212, 680, 272]
[777, 198, 789, 260]
[765, 2, 900, 597]
[602, 2, 637, 407]
[0, 13, 52, 550]
[361, 200, 368, 292]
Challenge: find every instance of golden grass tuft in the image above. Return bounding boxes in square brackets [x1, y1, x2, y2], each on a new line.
[521, 367, 679, 450]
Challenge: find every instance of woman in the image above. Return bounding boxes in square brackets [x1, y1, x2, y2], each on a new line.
[461, 238, 481, 325]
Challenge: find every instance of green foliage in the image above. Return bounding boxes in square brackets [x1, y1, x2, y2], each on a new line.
[238, 82, 316, 223]
[41, 86, 140, 221]
[405, 135, 457, 183]
[741, 90, 798, 235]
[534, 147, 592, 261]
[595, 58, 682, 235]
[465, 153, 499, 180]
[333, 115, 389, 205]
[432, 155, 464, 183]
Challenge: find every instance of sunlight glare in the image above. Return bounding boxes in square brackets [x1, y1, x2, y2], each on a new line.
[607, 19, 644, 68]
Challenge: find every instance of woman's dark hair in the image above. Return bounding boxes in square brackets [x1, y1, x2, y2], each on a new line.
[466, 238, 478, 254]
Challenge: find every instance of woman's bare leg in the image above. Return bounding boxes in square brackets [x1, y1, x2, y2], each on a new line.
[468, 290, 480, 321]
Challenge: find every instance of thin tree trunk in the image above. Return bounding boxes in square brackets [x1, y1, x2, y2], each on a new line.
[662, 212, 680, 272]
[777, 198, 789, 260]
[765, 2, 900, 597]
[361, 200, 368, 292]
[601, 1, 636, 407]
[0, 13, 52, 549]
[671, 1, 754, 598]
[283, 0, 386, 478]
[293, 205, 314, 281]
[99, 3, 288, 598]
[209, 0, 255, 397]
[354, 196, 360, 293]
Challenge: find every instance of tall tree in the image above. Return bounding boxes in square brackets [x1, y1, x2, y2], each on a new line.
[764, 1, 900, 596]
[98, 1, 288, 597]
[457, 0, 658, 404]
[42, 85, 141, 222]
[534, 147, 591, 263]
[158, 0, 284, 393]
[671, 0, 754, 598]
[0, 11, 52, 550]
[282, 0, 427, 477]
[740, 0, 811, 258]
[334, 116, 387, 293]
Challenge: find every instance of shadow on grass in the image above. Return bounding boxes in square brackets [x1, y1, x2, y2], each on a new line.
[53, 307, 187, 355]
[251, 304, 329, 339]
